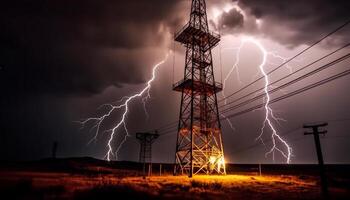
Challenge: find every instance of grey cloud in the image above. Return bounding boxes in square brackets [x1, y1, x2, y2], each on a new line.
[218, 8, 244, 30]
[217, 0, 350, 48]
[0, 0, 186, 96]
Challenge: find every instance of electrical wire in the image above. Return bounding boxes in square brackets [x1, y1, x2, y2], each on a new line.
[220, 53, 350, 114]
[148, 19, 350, 136]
[218, 19, 350, 103]
[219, 43, 350, 108]
[221, 69, 350, 120]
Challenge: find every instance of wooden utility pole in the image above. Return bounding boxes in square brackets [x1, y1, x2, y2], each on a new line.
[304, 122, 328, 198]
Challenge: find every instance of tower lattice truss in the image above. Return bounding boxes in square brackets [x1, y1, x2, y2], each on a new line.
[173, 0, 226, 177]
[136, 132, 159, 164]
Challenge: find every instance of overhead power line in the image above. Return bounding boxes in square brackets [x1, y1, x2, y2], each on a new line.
[151, 19, 350, 135]
[155, 49, 350, 135]
[218, 19, 350, 103]
[156, 59, 350, 135]
[221, 69, 350, 120]
[219, 43, 350, 108]
[231, 127, 302, 155]
[220, 53, 350, 114]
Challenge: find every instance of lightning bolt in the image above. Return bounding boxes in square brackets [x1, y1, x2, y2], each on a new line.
[78, 53, 169, 161]
[223, 45, 244, 95]
[220, 46, 242, 132]
[222, 37, 292, 163]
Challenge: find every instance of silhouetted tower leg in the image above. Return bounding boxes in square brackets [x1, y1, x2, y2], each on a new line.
[136, 132, 159, 176]
[173, 0, 226, 177]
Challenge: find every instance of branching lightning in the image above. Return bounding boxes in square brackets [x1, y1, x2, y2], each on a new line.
[78, 53, 169, 161]
[222, 37, 293, 163]
[220, 46, 241, 132]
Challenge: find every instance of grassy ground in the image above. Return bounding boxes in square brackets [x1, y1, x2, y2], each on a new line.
[0, 170, 348, 199]
[0, 159, 349, 199]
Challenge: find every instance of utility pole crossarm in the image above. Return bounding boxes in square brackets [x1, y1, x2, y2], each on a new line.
[304, 130, 327, 135]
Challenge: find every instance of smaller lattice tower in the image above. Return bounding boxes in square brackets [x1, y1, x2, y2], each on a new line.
[136, 132, 159, 164]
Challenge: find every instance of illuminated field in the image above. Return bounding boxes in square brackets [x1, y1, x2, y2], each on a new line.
[0, 171, 340, 199]
[0, 159, 349, 199]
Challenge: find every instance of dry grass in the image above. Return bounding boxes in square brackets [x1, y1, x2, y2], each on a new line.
[0, 169, 349, 199]
[2, 158, 349, 199]
[0, 159, 350, 200]
[117, 175, 319, 199]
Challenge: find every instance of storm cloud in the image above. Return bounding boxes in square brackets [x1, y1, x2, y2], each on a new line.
[218, 8, 244, 30]
[0, 0, 186, 96]
[217, 0, 350, 47]
[1, 0, 349, 164]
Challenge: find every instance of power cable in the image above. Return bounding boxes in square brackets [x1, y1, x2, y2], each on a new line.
[218, 19, 350, 103]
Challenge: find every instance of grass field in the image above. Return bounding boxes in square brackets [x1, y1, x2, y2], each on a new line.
[0, 158, 349, 199]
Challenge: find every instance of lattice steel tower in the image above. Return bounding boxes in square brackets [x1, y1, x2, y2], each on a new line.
[173, 0, 226, 177]
[136, 132, 159, 164]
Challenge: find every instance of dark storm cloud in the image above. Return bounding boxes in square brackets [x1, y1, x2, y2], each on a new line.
[218, 8, 244, 30]
[218, 0, 350, 47]
[0, 0, 185, 95]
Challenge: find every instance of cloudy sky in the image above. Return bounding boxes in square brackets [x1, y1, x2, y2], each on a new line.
[1, 0, 350, 164]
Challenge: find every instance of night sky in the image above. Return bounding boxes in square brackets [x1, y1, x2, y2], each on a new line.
[1, 0, 350, 164]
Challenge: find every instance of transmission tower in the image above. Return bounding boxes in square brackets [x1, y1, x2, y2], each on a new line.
[136, 132, 159, 164]
[173, 0, 226, 177]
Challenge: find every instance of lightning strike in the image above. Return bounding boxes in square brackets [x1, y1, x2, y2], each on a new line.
[220, 45, 243, 132]
[78, 53, 169, 161]
[142, 91, 151, 120]
[222, 37, 293, 163]
[222, 43, 244, 102]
